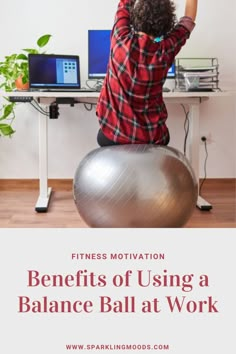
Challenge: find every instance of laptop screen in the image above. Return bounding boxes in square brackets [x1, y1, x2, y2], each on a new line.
[28, 54, 81, 90]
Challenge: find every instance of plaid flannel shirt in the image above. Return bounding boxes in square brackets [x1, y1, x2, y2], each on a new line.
[96, 0, 195, 144]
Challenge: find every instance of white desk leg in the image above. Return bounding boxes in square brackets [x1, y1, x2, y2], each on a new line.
[188, 103, 212, 210]
[35, 111, 52, 212]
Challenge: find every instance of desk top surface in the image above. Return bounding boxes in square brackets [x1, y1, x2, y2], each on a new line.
[1, 89, 235, 99]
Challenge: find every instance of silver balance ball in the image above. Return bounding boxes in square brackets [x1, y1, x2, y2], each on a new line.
[73, 145, 198, 228]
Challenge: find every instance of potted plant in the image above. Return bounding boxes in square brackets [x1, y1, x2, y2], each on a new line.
[0, 34, 52, 136]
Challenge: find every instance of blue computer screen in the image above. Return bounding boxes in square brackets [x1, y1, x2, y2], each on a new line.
[88, 30, 111, 79]
[167, 63, 175, 78]
[88, 29, 175, 79]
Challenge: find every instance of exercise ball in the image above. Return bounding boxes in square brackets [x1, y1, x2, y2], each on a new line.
[73, 145, 198, 228]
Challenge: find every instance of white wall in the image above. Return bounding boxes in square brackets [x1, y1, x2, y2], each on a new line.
[0, 0, 235, 178]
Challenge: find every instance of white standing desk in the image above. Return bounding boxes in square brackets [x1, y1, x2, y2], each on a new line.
[2, 90, 233, 212]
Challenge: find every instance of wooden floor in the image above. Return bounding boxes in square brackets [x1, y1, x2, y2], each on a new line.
[0, 179, 235, 228]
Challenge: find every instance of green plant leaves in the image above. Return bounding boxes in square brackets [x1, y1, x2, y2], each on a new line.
[0, 103, 15, 121]
[22, 48, 40, 54]
[0, 123, 15, 136]
[37, 34, 52, 48]
[0, 101, 15, 136]
[0, 33, 52, 137]
[16, 54, 28, 61]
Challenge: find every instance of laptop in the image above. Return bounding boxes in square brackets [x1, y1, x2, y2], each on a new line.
[28, 53, 96, 92]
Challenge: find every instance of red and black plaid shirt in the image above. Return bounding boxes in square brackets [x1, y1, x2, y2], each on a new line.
[96, 0, 195, 145]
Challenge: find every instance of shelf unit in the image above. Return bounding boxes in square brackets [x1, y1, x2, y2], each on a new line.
[175, 57, 220, 91]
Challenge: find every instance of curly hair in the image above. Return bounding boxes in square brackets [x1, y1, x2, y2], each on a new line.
[130, 0, 176, 38]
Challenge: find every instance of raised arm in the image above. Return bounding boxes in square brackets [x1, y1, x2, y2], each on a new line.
[184, 0, 198, 21]
[113, 0, 136, 36]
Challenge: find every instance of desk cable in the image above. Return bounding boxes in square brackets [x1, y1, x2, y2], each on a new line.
[180, 104, 209, 196]
[180, 104, 189, 156]
[84, 103, 94, 111]
[82, 80, 103, 112]
[85, 79, 103, 92]
[199, 137, 208, 195]
[84, 79, 103, 111]
[30, 99, 49, 116]
[29, 96, 95, 115]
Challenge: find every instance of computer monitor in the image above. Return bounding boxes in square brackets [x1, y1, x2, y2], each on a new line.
[88, 29, 176, 80]
[88, 30, 111, 79]
[167, 62, 175, 78]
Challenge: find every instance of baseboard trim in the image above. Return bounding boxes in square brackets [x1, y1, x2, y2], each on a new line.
[0, 178, 235, 191]
[0, 179, 73, 191]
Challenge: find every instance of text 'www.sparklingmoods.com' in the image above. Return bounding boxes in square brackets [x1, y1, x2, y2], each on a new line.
[65, 344, 170, 351]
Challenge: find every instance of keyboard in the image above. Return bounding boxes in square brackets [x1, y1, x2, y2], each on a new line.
[187, 88, 214, 92]
[35, 88, 99, 93]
